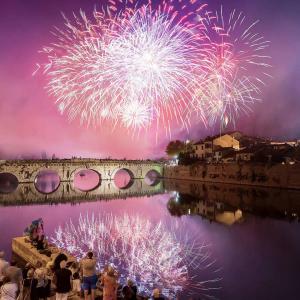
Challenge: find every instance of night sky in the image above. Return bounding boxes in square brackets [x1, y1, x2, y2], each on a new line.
[0, 0, 299, 159]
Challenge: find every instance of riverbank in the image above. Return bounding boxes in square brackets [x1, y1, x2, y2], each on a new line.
[164, 163, 300, 189]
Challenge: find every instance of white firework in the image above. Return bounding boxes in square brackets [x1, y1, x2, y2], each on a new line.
[119, 100, 153, 129]
[192, 7, 271, 127]
[38, 0, 209, 133]
[38, 1, 271, 132]
[51, 213, 222, 298]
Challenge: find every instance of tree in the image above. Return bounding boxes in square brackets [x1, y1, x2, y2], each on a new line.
[166, 140, 185, 157]
[294, 146, 300, 162]
[178, 152, 198, 165]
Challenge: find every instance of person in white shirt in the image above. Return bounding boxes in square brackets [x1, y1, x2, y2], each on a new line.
[0, 278, 18, 300]
[72, 272, 81, 296]
[0, 252, 9, 284]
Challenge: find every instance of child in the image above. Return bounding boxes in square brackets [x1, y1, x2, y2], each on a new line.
[72, 272, 81, 296]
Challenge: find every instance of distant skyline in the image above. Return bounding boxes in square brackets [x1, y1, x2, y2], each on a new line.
[0, 0, 299, 159]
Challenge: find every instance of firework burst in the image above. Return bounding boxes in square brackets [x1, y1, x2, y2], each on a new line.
[51, 213, 222, 298]
[192, 7, 271, 127]
[38, 1, 271, 134]
[38, 0, 209, 135]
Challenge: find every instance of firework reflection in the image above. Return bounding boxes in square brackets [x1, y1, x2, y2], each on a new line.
[51, 213, 222, 298]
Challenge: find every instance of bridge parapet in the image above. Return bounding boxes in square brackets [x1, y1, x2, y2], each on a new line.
[0, 159, 164, 183]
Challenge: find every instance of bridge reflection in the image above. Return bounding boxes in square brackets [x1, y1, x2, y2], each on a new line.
[2, 176, 300, 225]
[0, 179, 164, 206]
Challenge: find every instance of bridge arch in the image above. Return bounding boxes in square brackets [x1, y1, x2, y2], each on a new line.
[72, 169, 102, 192]
[34, 169, 61, 194]
[0, 172, 19, 194]
[144, 169, 161, 186]
[112, 168, 135, 189]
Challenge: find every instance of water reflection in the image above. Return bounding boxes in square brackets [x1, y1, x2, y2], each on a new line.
[52, 213, 221, 298]
[1, 177, 300, 299]
[73, 169, 101, 191]
[1, 175, 300, 224]
[34, 170, 60, 194]
[0, 173, 18, 193]
[114, 169, 133, 189]
[165, 180, 300, 224]
[168, 193, 244, 225]
[144, 170, 161, 186]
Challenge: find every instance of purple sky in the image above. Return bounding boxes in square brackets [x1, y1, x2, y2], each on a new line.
[0, 0, 299, 159]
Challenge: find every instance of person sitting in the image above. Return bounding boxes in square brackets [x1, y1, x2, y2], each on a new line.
[36, 235, 46, 251]
[31, 228, 39, 246]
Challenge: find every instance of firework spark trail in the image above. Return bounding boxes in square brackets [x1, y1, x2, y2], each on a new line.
[38, 1, 271, 134]
[192, 6, 271, 127]
[39, 0, 209, 135]
[51, 213, 222, 298]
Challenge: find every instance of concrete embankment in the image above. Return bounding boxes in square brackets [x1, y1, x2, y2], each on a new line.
[164, 163, 300, 190]
[12, 237, 75, 267]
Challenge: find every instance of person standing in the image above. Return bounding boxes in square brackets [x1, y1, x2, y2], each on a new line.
[80, 252, 97, 300]
[0, 252, 9, 286]
[32, 261, 48, 300]
[22, 269, 34, 300]
[122, 279, 137, 300]
[71, 272, 81, 297]
[53, 253, 68, 273]
[101, 266, 118, 300]
[0, 276, 18, 300]
[54, 260, 72, 300]
[151, 288, 165, 300]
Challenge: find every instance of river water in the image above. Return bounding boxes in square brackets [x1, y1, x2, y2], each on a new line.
[0, 171, 300, 300]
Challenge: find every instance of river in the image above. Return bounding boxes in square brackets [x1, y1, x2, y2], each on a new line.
[0, 171, 300, 299]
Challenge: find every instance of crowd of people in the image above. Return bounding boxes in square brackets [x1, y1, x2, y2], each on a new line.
[0, 250, 167, 300]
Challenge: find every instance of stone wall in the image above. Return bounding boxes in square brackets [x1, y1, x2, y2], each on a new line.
[164, 163, 300, 189]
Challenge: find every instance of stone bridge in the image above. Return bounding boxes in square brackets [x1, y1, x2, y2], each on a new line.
[0, 180, 165, 206]
[0, 159, 163, 183]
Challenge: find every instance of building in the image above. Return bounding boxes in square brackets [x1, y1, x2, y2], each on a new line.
[271, 141, 298, 149]
[181, 131, 299, 165]
[214, 146, 236, 162]
[213, 134, 240, 150]
[191, 133, 240, 161]
[191, 140, 205, 160]
[194, 200, 243, 226]
[236, 147, 256, 162]
[221, 150, 237, 163]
